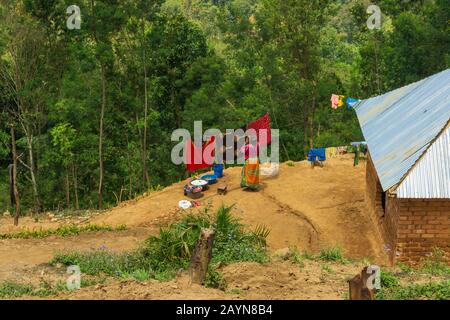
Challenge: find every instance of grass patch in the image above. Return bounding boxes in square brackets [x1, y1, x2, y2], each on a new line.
[380, 271, 400, 288]
[290, 248, 306, 268]
[377, 280, 450, 300]
[0, 224, 127, 240]
[302, 251, 315, 260]
[318, 247, 347, 263]
[51, 205, 269, 286]
[320, 264, 333, 273]
[377, 252, 450, 300]
[396, 262, 414, 274]
[287, 247, 348, 267]
[205, 270, 226, 290]
[0, 277, 105, 299]
[0, 281, 34, 299]
[420, 248, 450, 276]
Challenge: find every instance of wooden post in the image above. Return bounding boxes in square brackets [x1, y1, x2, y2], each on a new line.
[348, 267, 375, 300]
[188, 228, 216, 285]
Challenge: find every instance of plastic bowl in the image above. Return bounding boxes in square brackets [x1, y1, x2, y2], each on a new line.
[201, 174, 218, 185]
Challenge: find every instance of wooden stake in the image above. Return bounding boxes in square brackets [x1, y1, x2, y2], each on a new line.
[188, 228, 216, 285]
[348, 266, 375, 300]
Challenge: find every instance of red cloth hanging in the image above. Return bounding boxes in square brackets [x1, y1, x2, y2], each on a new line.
[185, 136, 216, 172]
[247, 113, 271, 146]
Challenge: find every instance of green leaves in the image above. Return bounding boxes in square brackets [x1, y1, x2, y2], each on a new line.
[50, 123, 77, 164]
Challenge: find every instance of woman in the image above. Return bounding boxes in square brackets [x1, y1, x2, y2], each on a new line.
[240, 136, 260, 190]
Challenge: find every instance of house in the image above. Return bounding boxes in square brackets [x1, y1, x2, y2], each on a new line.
[354, 69, 450, 264]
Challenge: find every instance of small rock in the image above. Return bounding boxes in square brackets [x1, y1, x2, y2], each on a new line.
[51, 218, 59, 222]
[3, 211, 11, 217]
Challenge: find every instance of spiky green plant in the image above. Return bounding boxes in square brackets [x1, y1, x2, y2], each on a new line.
[52, 205, 270, 283]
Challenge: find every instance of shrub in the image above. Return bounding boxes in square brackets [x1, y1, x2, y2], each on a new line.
[51, 205, 269, 284]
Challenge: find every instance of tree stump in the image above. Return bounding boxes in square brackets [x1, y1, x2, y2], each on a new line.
[348, 266, 375, 300]
[188, 228, 216, 285]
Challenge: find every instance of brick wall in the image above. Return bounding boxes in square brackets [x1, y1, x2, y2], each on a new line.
[395, 199, 450, 264]
[365, 153, 385, 221]
[365, 152, 450, 264]
[365, 154, 393, 255]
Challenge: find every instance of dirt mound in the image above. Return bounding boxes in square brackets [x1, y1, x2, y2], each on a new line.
[88, 154, 387, 262]
[0, 155, 390, 299]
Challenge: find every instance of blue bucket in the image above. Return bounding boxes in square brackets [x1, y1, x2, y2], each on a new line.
[213, 164, 224, 178]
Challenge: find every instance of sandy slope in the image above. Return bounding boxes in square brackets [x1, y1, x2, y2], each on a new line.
[89, 154, 387, 261]
[0, 155, 390, 299]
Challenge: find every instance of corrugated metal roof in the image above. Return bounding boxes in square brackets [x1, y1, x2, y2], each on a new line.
[354, 68, 450, 192]
[397, 126, 450, 198]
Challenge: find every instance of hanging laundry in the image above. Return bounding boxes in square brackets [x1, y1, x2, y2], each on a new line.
[247, 113, 272, 146]
[338, 95, 345, 108]
[346, 97, 361, 109]
[185, 136, 216, 172]
[336, 146, 348, 155]
[326, 147, 338, 159]
[308, 148, 326, 162]
[331, 94, 340, 109]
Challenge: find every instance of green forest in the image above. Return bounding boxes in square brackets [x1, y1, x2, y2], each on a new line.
[0, 0, 448, 215]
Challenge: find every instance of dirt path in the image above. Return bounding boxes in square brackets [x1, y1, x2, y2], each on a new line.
[0, 228, 153, 283]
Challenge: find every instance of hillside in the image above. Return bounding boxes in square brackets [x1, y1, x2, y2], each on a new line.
[0, 155, 398, 299]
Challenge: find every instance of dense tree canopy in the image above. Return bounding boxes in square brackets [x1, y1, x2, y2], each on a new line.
[0, 0, 448, 216]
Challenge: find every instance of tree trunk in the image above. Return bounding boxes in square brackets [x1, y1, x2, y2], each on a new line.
[65, 168, 70, 209]
[72, 162, 79, 210]
[188, 228, 216, 285]
[25, 131, 41, 212]
[308, 82, 317, 149]
[98, 63, 106, 210]
[10, 123, 21, 226]
[142, 20, 150, 190]
[303, 112, 309, 158]
[135, 114, 144, 192]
